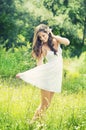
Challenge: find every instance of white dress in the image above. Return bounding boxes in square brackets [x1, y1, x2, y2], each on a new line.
[18, 45, 63, 92]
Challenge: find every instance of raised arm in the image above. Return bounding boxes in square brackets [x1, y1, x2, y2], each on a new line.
[54, 35, 70, 46]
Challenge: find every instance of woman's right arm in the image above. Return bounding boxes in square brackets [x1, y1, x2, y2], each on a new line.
[53, 35, 70, 46]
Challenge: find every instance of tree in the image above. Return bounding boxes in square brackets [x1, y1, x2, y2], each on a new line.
[68, 0, 86, 45]
[0, 0, 18, 50]
[0, 0, 46, 50]
[43, 0, 86, 56]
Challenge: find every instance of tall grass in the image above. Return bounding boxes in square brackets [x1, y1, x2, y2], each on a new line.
[63, 52, 86, 93]
[0, 47, 86, 129]
[0, 79, 86, 130]
[0, 46, 36, 77]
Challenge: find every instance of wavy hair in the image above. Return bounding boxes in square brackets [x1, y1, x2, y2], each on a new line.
[32, 24, 57, 58]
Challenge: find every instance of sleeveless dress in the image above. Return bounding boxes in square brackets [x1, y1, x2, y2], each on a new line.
[17, 45, 63, 92]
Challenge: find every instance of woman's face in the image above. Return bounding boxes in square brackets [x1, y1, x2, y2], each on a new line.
[38, 31, 49, 43]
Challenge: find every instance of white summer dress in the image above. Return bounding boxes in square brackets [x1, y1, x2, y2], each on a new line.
[18, 45, 63, 93]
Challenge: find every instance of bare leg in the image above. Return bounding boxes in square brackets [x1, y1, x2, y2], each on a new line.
[32, 89, 54, 121]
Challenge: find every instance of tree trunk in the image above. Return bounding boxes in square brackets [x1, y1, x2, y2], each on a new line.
[82, 17, 86, 45]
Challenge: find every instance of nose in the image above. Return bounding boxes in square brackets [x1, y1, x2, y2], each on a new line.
[41, 36, 44, 41]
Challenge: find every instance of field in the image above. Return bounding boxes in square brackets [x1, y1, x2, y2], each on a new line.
[0, 48, 86, 130]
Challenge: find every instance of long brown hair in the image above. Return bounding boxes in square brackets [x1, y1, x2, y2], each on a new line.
[32, 24, 57, 58]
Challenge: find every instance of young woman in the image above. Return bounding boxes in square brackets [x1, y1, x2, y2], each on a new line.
[16, 24, 70, 122]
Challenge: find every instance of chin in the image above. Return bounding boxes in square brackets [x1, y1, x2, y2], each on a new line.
[44, 40, 47, 43]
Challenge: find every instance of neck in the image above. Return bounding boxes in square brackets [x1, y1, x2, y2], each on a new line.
[42, 42, 48, 45]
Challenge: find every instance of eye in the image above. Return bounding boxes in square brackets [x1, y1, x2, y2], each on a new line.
[38, 35, 41, 39]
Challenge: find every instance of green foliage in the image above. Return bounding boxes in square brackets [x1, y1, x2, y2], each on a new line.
[0, 46, 36, 77]
[78, 52, 86, 74]
[0, 0, 86, 57]
[63, 52, 86, 92]
[0, 0, 17, 49]
[0, 0, 42, 50]
[43, 0, 86, 53]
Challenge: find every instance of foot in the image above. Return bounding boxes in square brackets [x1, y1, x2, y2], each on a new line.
[28, 117, 39, 125]
[27, 118, 35, 125]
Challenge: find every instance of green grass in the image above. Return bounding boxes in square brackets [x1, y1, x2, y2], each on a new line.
[0, 48, 86, 129]
[0, 46, 36, 78]
[0, 78, 86, 130]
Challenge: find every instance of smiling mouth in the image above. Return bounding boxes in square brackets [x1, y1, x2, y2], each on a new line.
[42, 39, 47, 42]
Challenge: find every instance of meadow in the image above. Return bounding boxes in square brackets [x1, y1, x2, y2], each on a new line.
[0, 47, 86, 130]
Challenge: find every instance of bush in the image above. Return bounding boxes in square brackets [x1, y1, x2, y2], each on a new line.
[0, 46, 36, 78]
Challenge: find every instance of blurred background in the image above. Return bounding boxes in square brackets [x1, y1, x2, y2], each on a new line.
[0, 1, 86, 129]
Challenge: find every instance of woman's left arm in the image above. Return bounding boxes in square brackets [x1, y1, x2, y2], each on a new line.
[54, 35, 70, 46]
